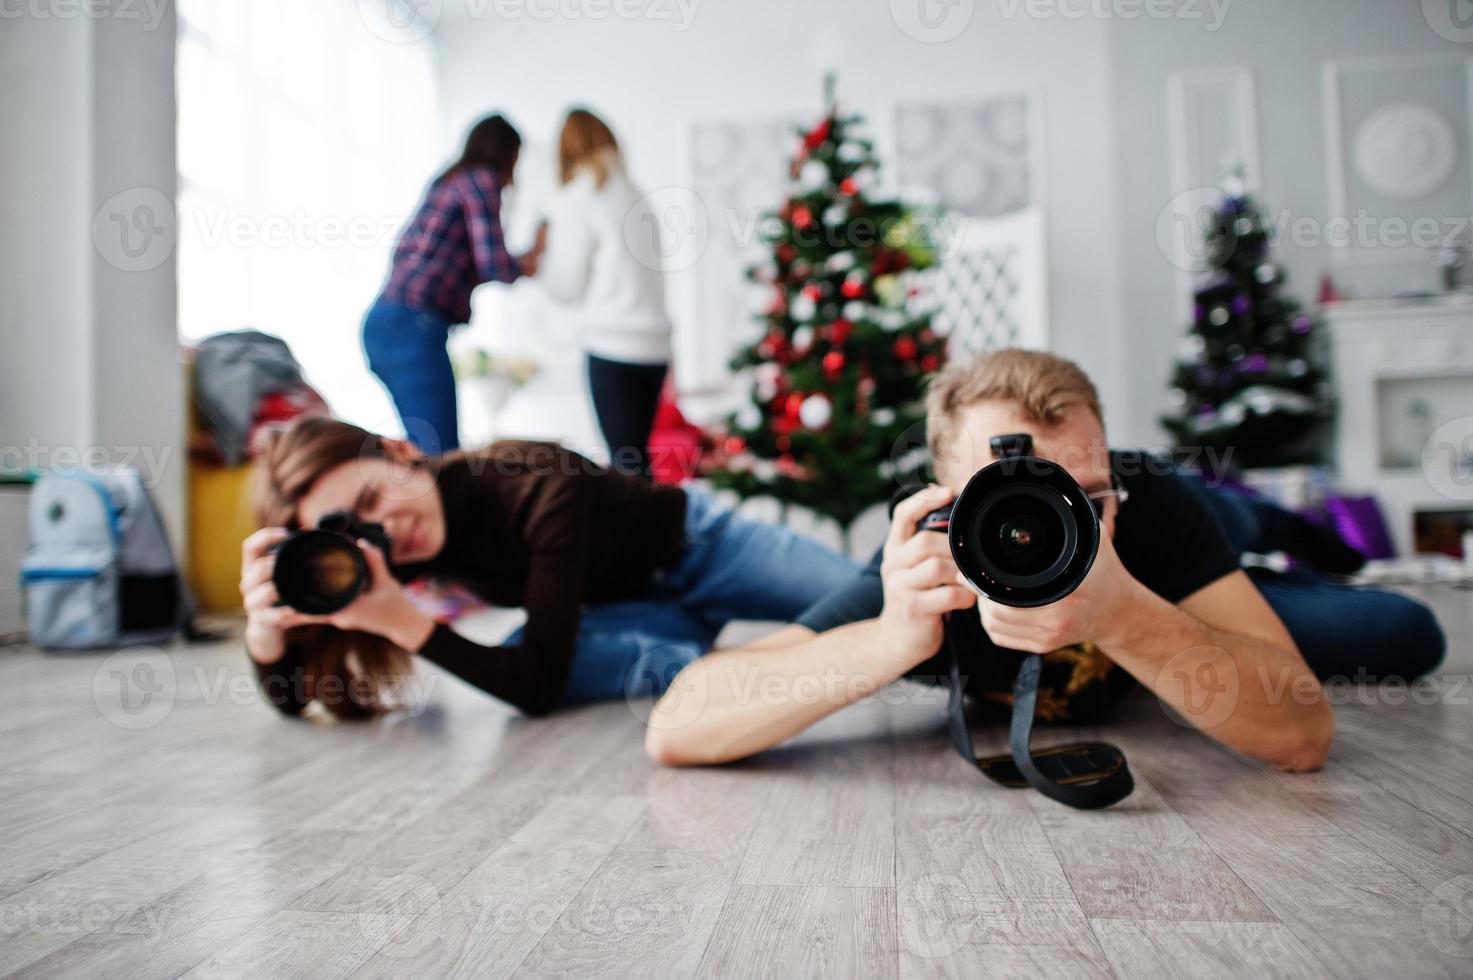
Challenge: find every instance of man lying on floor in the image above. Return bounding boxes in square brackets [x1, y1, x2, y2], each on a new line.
[645, 349, 1445, 770]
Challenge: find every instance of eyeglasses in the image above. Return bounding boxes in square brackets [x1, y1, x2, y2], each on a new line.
[1086, 485, 1129, 519]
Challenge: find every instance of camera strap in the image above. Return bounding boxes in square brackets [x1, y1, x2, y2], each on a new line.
[943, 620, 1134, 810]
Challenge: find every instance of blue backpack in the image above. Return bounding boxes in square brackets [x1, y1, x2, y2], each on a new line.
[21, 468, 196, 649]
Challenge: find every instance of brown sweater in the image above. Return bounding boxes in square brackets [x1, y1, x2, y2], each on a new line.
[253, 441, 687, 716]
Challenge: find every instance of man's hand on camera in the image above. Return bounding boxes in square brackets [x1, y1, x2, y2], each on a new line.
[878, 484, 978, 666]
[966, 529, 1146, 655]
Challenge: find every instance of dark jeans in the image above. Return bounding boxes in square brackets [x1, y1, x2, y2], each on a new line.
[586, 353, 667, 478]
[1183, 475, 1445, 680]
[363, 298, 459, 453]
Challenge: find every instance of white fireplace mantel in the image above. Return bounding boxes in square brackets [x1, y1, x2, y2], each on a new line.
[1326, 297, 1473, 555]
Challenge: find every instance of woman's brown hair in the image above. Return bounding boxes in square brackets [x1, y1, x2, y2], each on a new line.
[558, 108, 620, 188]
[252, 416, 422, 718]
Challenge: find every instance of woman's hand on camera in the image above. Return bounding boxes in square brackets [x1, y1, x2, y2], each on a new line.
[878, 484, 977, 667]
[241, 527, 296, 662]
[282, 539, 436, 652]
[969, 529, 1144, 654]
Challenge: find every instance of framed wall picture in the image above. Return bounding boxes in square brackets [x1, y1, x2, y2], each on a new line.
[1323, 55, 1473, 267]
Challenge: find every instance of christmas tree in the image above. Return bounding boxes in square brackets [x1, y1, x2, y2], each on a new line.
[703, 85, 946, 541]
[1161, 186, 1333, 469]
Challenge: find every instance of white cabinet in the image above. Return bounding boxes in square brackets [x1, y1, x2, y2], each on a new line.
[1327, 299, 1473, 555]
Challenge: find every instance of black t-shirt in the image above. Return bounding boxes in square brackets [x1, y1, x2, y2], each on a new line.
[794, 452, 1242, 721]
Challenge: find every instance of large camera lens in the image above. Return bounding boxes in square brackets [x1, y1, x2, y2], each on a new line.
[272, 530, 370, 615]
[947, 457, 1099, 607]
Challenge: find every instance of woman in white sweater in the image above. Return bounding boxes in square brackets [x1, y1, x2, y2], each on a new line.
[537, 108, 674, 477]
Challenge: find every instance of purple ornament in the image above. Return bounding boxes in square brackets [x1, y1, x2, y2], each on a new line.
[1193, 303, 1204, 321]
[1292, 316, 1312, 335]
[1195, 403, 1218, 419]
[1317, 495, 1395, 560]
[1231, 294, 1251, 315]
[1243, 353, 1269, 373]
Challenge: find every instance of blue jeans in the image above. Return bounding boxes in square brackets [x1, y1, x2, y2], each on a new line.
[363, 298, 459, 453]
[505, 488, 861, 706]
[1182, 474, 1445, 680]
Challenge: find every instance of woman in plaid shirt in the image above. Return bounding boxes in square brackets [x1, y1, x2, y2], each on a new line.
[364, 114, 545, 453]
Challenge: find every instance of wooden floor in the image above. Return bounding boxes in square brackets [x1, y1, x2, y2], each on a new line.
[2, 583, 1472, 979]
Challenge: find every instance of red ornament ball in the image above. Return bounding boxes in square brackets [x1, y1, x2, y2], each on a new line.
[826, 318, 853, 344]
[839, 177, 858, 196]
[822, 350, 846, 378]
[783, 391, 804, 420]
[792, 206, 814, 229]
[921, 354, 940, 372]
[841, 277, 865, 299]
[723, 435, 746, 455]
[802, 282, 822, 301]
[893, 336, 919, 360]
[776, 437, 792, 452]
[803, 118, 832, 151]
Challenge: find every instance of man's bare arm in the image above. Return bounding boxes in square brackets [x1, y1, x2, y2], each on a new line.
[644, 620, 917, 766]
[1108, 570, 1333, 771]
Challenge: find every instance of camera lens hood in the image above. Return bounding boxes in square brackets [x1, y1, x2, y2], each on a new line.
[948, 456, 1100, 607]
[272, 528, 371, 615]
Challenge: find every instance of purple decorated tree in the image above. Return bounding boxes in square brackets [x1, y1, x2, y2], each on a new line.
[1161, 188, 1333, 468]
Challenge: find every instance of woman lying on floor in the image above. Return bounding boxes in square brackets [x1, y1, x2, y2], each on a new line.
[242, 416, 858, 717]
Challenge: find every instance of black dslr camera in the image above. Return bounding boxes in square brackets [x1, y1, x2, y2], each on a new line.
[918, 433, 1099, 607]
[271, 511, 393, 614]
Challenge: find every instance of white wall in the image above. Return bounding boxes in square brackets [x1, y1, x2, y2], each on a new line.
[0, 10, 184, 541]
[431, 0, 1132, 440]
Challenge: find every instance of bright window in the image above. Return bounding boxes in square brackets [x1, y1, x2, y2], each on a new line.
[176, 0, 441, 432]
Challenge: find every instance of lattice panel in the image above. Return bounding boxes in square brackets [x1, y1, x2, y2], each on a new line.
[929, 243, 1026, 356]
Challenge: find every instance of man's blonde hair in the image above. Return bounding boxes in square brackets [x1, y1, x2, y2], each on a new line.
[925, 348, 1103, 458]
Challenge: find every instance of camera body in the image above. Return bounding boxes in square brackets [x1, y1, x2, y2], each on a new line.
[919, 434, 1100, 608]
[271, 511, 393, 615]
